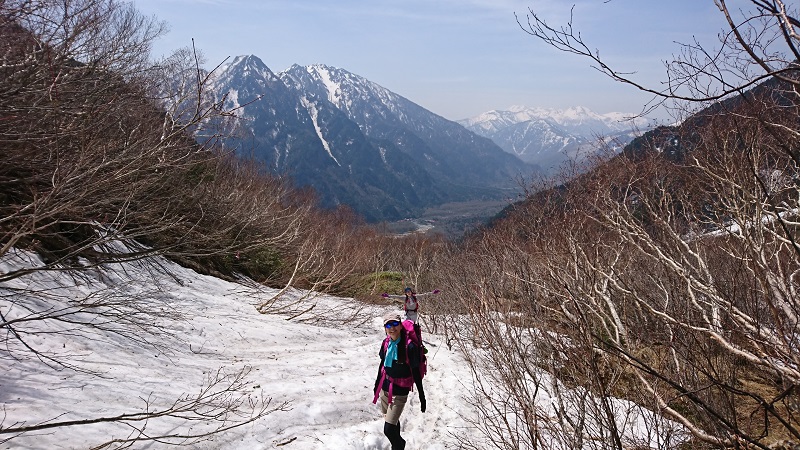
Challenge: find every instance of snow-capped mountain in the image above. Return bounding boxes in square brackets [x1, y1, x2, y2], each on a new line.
[279, 64, 529, 184]
[459, 106, 650, 173]
[208, 57, 533, 222]
[461, 105, 646, 136]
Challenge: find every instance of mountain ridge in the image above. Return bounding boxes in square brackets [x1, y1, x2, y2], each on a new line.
[208, 55, 534, 222]
[459, 105, 650, 173]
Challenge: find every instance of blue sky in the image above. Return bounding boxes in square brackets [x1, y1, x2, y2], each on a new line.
[134, 0, 732, 121]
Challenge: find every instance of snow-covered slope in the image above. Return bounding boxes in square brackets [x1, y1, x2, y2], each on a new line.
[1, 248, 683, 449]
[0, 250, 470, 449]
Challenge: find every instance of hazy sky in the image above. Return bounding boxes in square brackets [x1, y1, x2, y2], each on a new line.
[133, 0, 735, 121]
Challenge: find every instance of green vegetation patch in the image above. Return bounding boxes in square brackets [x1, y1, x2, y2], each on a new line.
[238, 247, 283, 282]
[337, 270, 405, 301]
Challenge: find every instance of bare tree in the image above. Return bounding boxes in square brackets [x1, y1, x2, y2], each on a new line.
[0, 0, 324, 446]
[421, 2, 800, 448]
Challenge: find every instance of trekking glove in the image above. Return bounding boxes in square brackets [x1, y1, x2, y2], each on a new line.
[420, 393, 426, 413]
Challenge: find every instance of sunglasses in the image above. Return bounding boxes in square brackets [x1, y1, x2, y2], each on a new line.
[384, 320, 401, 329]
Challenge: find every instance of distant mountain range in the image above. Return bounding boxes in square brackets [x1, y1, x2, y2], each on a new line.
[208, 56, 533, 222]
[458, 105, 652, 173]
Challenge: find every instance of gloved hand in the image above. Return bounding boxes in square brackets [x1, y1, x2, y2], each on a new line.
[432, 289, 440, 294]
[419, 393, 426, 413]
[381, 293, 389, 298]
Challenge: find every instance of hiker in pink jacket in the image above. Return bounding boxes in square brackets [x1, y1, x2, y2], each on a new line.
[373, 312, 426, 450]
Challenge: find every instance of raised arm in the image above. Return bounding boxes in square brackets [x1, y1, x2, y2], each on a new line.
[414, 289, 440, 297]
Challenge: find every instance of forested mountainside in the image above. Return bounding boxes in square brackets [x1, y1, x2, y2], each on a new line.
[209, 56, 534, 222]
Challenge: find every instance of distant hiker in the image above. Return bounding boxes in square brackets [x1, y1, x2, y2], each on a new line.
[382, 287, 439, 323]
[373, 312, 426, 450]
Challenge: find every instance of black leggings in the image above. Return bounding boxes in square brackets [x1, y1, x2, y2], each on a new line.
[383, 421, 406, 450]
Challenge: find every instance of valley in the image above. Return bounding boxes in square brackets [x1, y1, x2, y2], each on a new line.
[382, 198, 514, 239]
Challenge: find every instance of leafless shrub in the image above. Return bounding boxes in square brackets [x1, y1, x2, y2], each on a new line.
[0, 0, 360, 445]
[1, 365, 288, 449]
[422, 2, 800, 448]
